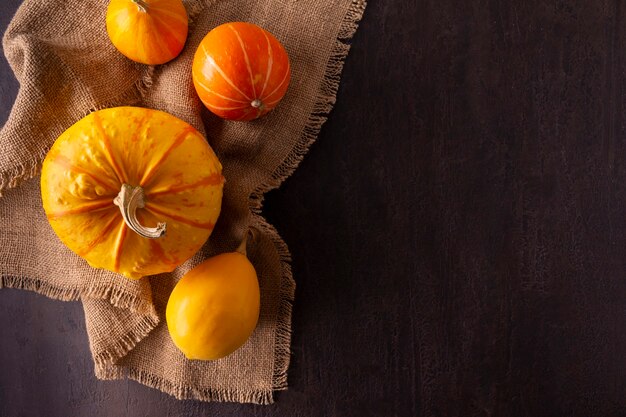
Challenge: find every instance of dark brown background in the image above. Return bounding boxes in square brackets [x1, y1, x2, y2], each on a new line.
[2, 0, 626, 416]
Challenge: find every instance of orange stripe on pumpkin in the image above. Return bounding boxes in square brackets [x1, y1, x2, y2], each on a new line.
[113, 223, 128, 271]
[148, 239, 179, 269]
[151, 13, 185, 50]
[144, 203, 216, 229]
[144, 14, 174, 60]
[77, 215, 121, 257]
[146, 173, 224, 197]
[46, 199, 114, 219]
[93, 112, 129, 184]
[134, 210, 176, 267]
[140, 126, 195, 187]
[50, 154, 118, 193]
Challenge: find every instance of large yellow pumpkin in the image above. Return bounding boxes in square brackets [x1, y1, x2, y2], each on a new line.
[40, 107, 224, 279]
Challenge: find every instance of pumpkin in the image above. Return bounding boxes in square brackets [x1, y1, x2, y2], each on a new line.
[192, 22, 291, 121]
[40, 107, 224, 280]
[166, 251, 260, 360]
[106, 0, 188, 65]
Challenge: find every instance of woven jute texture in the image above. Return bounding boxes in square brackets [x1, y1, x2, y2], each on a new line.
[0, 0, 366, 404]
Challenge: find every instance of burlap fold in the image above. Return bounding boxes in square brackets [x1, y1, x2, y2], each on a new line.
[0, 0, 366, 404]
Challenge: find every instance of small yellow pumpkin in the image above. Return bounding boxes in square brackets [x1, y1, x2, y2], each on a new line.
[40, 106, 224, 279]
[166, 251, 260, 360]
[106, 0, 189, 65]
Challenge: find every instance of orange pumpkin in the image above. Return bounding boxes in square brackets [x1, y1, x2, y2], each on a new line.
[40, 107, 224, 279]
[106, 0, 188, 65]
[192, 22, 291, 121]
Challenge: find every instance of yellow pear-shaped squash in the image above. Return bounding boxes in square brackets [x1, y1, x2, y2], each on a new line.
[166, 252, 261, 360]
[40, 106, 224, 279]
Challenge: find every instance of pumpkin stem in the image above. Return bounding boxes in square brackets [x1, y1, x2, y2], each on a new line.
[250, 99, 264, 109]
[132, 0, 150, 12]
[114, 184, 166, 239]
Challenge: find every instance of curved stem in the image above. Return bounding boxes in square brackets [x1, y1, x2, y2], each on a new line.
[114, 184, 166, 239]
[132, 0, 150, 12]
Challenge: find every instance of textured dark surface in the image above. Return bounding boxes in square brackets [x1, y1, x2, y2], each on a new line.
[2, 0, 626, 416]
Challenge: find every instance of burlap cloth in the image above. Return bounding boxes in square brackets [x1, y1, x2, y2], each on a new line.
[0, 0, 366, 404]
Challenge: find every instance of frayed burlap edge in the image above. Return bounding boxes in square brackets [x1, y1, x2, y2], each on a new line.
[250, 213, 295, 393]
[0, 0, 367, 404]
[92, 312, 160, 366]
[0, 274, 156, 315]
[95, 365, 275, 404]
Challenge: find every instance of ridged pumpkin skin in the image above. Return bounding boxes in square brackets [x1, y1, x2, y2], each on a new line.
[166, 252, 261, 360]
[106, 0, 188, 65]
[192, 22, 291, 121]
[40, 107, 224, 279]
